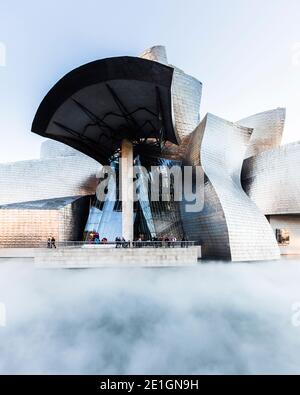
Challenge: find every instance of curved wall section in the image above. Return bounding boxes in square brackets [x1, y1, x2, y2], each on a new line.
[140, 46, 202, 140]
[242, 141, 300, 215]
[171, 66, 202, 139]
[140, 46, 168, 65]
[238, 108, 286, 159]
[184, 114, 280, 261]
[0, 155, 100, 206]
[0, 196, 90, 247]
[40, 140, 86, 159]
[182, 117, 231, 258]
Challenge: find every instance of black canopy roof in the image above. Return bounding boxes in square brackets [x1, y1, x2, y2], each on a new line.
[31, 56, 179, 164]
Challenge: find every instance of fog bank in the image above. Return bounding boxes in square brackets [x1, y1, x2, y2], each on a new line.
[0, 259, 300, 374]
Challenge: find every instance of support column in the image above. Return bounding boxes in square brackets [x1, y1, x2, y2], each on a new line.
[120, 139, 134, 244]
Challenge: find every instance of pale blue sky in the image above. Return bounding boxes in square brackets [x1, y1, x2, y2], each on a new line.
[0, 0, 299, 163]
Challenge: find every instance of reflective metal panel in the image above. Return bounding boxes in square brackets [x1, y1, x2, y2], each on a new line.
[40, 140, 87, 159]
[242, 141, 300, 215]
[0, 196, 90, 247]
[140, 46, 202, 140]
[0, 154, 100, 206]
[184, 113, 280, 261]
[238, 108, 286, 159]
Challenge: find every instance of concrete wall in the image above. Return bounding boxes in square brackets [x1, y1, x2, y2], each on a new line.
[0, 249, 45, 258]
[269, 215, 300, 255]
[34, 246, 199, 268]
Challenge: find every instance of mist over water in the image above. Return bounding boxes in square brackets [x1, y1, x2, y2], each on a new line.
[0, 259, 300, 374]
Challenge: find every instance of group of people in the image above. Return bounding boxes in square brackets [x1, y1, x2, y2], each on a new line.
[88, 231, 130, 247]
[88, 232, 108, 244]
[115, 237, 129, 248]
[84, 231, 189, 248]
[47, 232, 189, 249]
[47, 236, 56, 249]
[134, 235, 189, 248]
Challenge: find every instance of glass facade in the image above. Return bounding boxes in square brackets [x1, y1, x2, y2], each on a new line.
[84, 156, 184, 242]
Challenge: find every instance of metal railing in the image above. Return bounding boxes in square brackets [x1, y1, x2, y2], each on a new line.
[0, 243, 48, 249]
[54, 240, 195, 249]
[0, 241, 196, 249]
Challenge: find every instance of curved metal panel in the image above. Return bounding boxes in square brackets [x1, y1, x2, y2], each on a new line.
[140, 46, 202, 140]
[0, 155, 99, 206]
[40, 140, 86, 159]
[185, 113, 280, 261]
[242, 141, 300, 215]
[238, 108, 286, 159]
[140, 46, 168, 65]
[0, 196, 91, 247]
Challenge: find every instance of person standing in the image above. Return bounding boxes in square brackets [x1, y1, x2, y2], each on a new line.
[51, 236, 56, 249]
[172, 236, 177, 248]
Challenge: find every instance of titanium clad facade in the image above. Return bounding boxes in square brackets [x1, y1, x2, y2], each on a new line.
[0, 209, 60, 248]
[242, 141, 300, 215]
[182, 118, 231, 258]
[140, 46, 168, 65]
[0, 140, 99, 246]
[181, 178, 231, 259]
[3, 45, 297, 260]
[0, 196, 90, 247]
[171, 66, 202, 139]
[238, 108, 286, 159]
[184, 113, 280, 261]
[40, 140, 86, 159]
[0, 152, 100, 206]
[140, 46, 202, 139]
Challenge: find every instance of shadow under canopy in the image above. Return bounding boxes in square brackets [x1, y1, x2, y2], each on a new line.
[31, 56, 179, 164]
